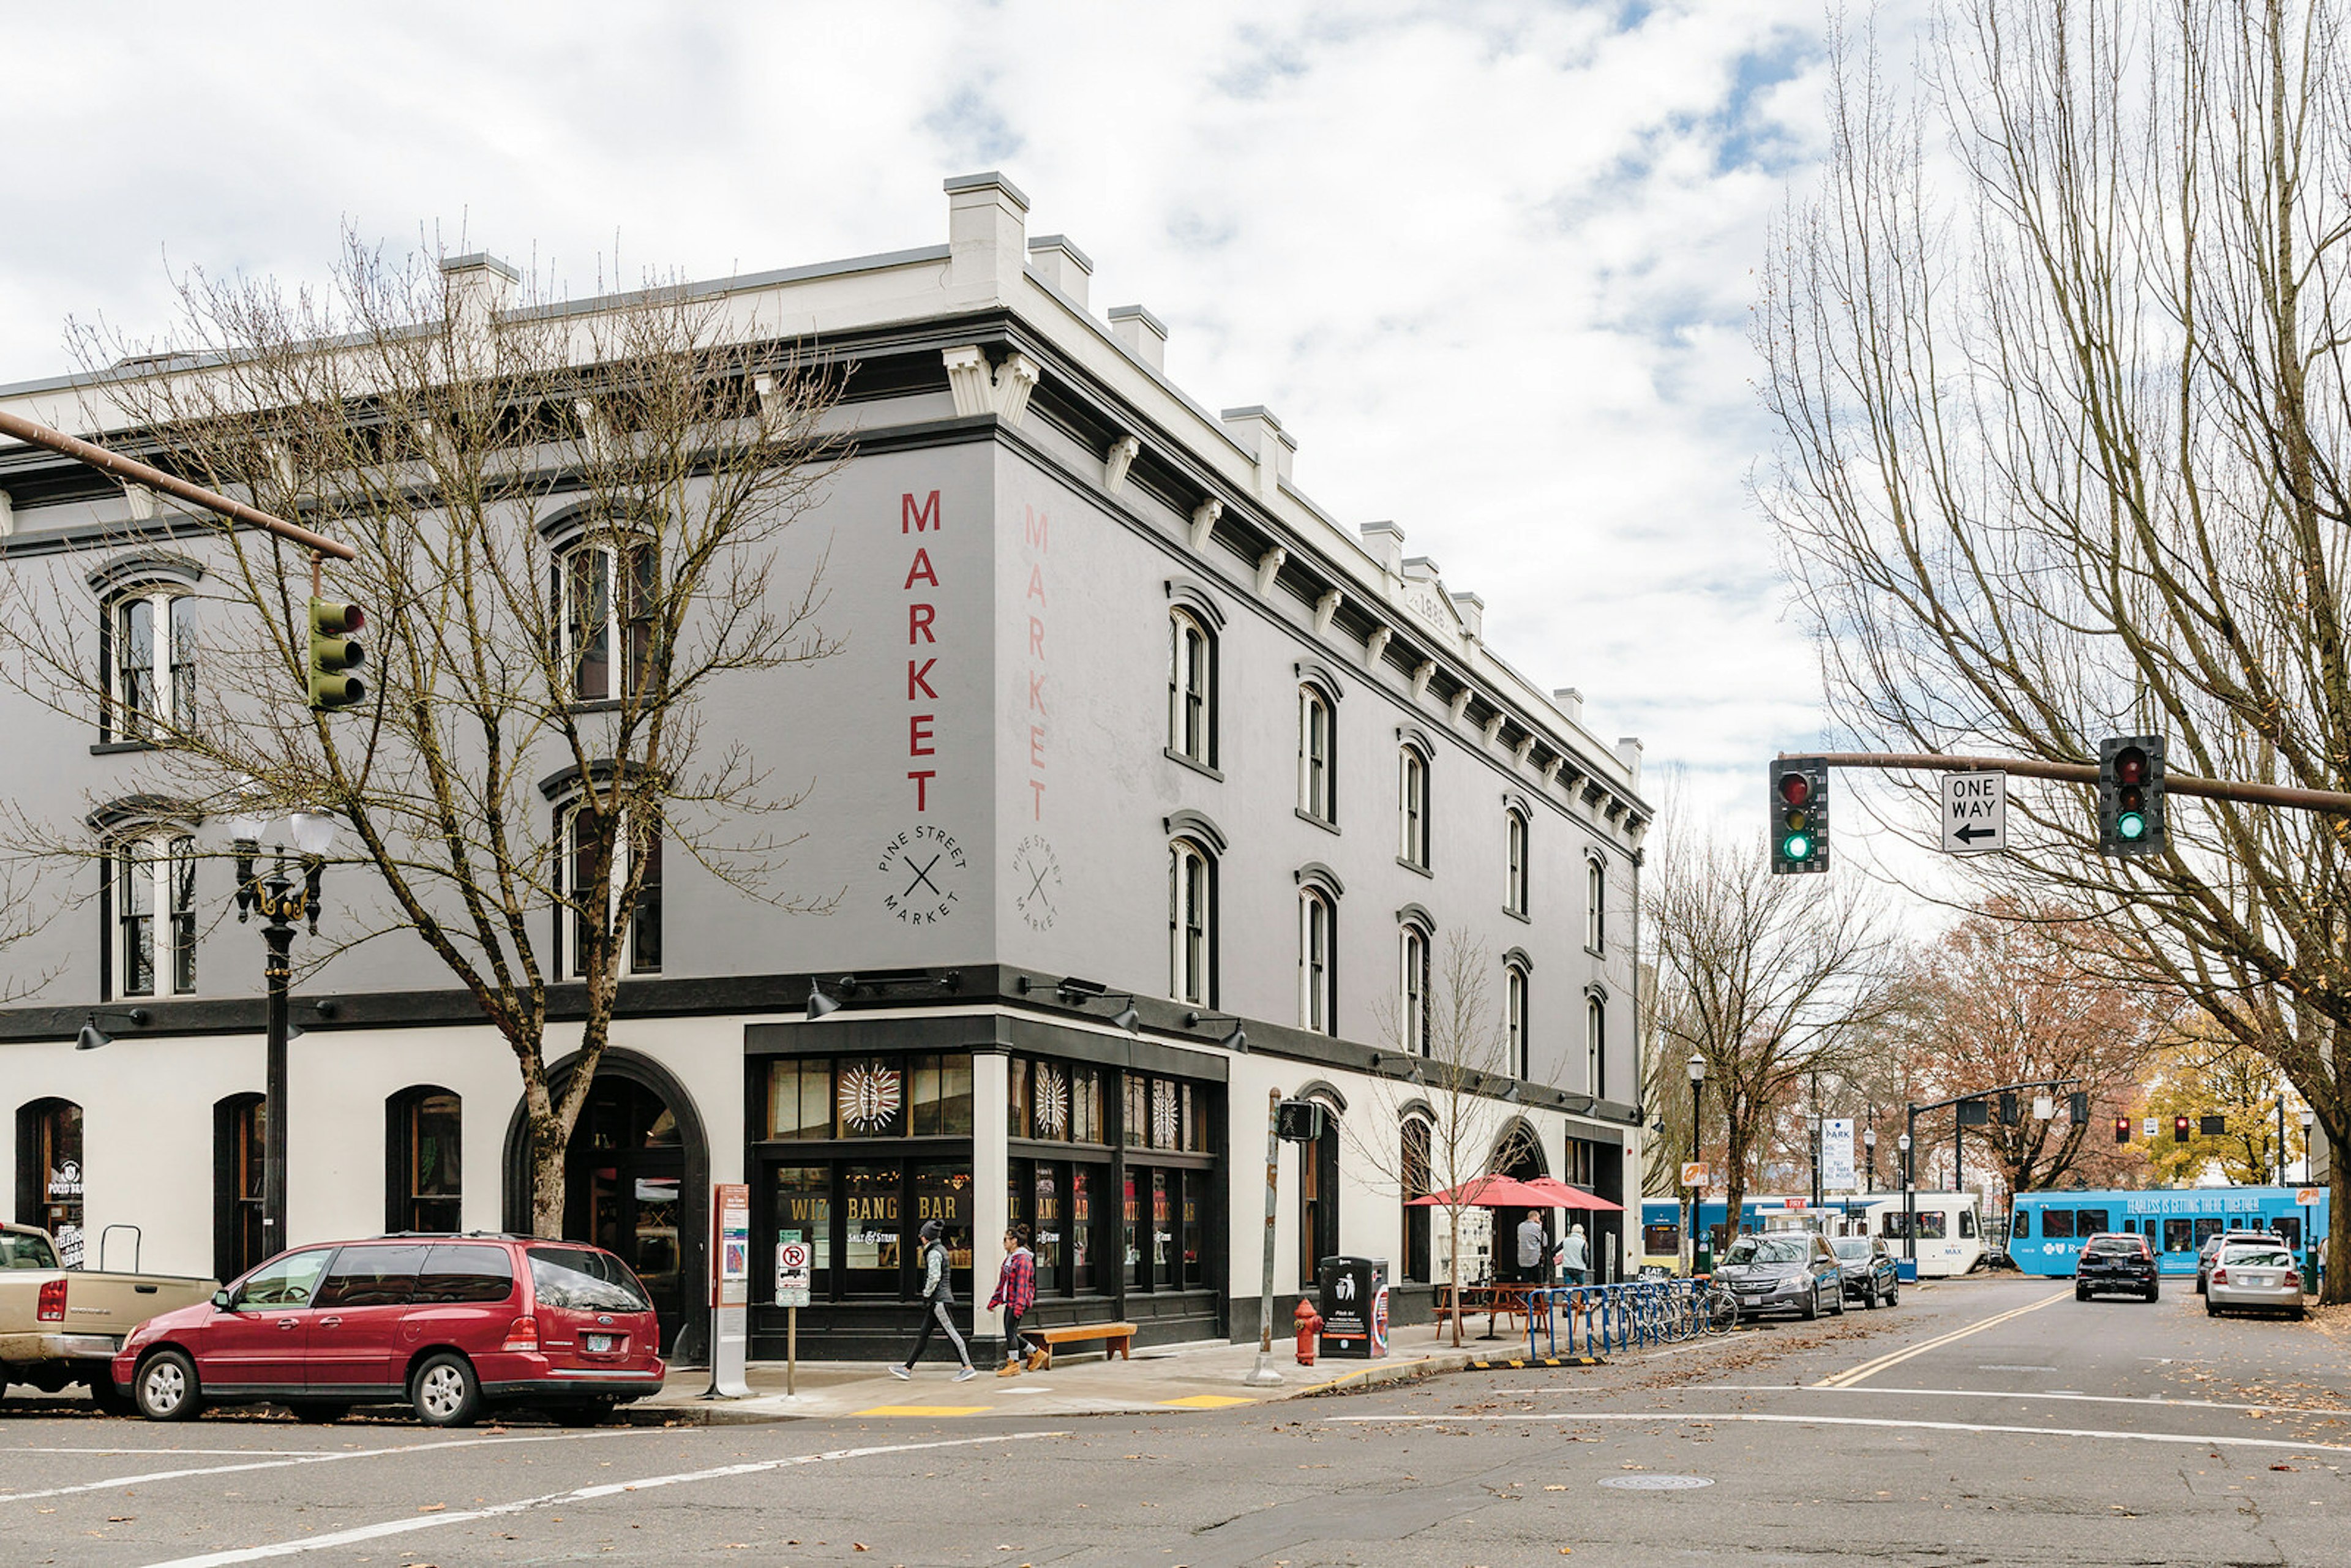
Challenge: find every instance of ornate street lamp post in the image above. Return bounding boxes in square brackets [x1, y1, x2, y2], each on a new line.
[228, 806, 336, 1259]
[1685, 1052, 1706, 1274]
[1864, 1124, 1878, 1191]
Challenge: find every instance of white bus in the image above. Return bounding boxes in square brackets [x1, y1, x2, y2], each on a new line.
[1863, 1191, 1985, 1277]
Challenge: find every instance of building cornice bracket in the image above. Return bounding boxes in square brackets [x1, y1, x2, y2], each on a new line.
[1187, 498, 1223, 553]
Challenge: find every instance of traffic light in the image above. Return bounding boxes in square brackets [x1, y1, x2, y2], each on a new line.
[1275, 1099, 1327, 1144]
[2113, 1116, 2131, 1144]
[1958, 1097, 1989, 1127]
[2173, 1115, 2191, 1144]
[307, 598, 367, 711]
[1769, 757, 1829, 874]
[1998, 1091, 2020, 1127]
[2098, 734, 2167, 855]
[2069, 1092, 2090, 1123]
[2199, 1114, 2226, 1136]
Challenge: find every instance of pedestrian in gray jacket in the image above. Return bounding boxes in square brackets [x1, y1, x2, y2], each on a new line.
[891, 1219, 977, 1381]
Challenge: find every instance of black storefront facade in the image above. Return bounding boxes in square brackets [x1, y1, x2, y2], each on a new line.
[743, 1013, 1228, 1362]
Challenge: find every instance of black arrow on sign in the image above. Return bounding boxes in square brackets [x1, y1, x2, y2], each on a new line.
[1954, 822, 1998, 844]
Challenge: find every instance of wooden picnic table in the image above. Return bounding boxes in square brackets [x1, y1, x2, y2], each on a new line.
[1432, 1281, 1549, 1340]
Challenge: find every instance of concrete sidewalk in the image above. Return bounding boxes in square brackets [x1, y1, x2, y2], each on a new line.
[629, 1337, 1469, 1424]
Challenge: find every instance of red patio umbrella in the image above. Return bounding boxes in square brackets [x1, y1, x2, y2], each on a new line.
[1405, 1174, 1564, 1209]
[1523, 1176, 1624, 1213]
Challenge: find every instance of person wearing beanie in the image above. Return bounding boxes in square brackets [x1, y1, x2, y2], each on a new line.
[1561, 1223, 1591, 1288]
[890, 1218, 977, 1381]
[987, 1225, 1038, 1375]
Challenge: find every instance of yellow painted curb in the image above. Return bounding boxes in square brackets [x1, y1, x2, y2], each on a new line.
[854, 1405, 992, 1417]
[1161, 1394, 1258, 1408]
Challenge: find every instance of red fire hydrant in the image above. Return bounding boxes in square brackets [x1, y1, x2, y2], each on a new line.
[1294, 1297, 1324, 1365]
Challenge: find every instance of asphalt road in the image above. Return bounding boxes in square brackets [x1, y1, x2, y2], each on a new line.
[6, 1277, 2347, 1566]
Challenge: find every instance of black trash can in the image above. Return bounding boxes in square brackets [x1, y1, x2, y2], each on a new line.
[1317, 1256, 1390, 1359]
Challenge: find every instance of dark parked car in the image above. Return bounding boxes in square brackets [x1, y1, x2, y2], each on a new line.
[1715, 1233, 1846, 1321]
[1831, 1235, 1900, 1308]
[112, 1235, 664, 1427]
[2074, 1232, 2159, 1302]
[2197, 1229, 2281, 1295]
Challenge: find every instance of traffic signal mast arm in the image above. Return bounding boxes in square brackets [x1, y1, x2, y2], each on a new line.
[0, 407, 354, 562]
[1784, 751, 2351, 817]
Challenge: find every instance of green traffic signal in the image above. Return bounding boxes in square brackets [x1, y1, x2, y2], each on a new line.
[307, 597, 367, 711]
[2117, 811, 2145, 841]
[1782, 831, 1812, 861]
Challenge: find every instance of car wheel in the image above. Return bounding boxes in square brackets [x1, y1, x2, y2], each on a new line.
[134, 1349, 201, 1422]
[2205, 1300, 2221, 1317]
[1829, 1283, 1846, 1316]
[410, 1353, 482, 1429]
[1800, 1283, 1820, 1321]
[2195, 1276, 2207, 1296]
[291, 1404, 350, 1424]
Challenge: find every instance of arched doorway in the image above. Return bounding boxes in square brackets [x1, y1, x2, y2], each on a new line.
[1494, 1120, 1553, 1280]
[504, 1052, 708, 1360]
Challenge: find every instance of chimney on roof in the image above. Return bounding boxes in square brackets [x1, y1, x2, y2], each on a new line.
[945, 171, 1030, 296]
[440, 253, 519, 338]
[1109, 305, 1167, 373]
[1614, 736, 1644, 790]
[1220, 406, 1295, 500]
[1360, 522, 1405, 576]
[1027, 235, 1093, 310]
[1453, 591, 1483, 640]
[1553, 688, 1584, 726]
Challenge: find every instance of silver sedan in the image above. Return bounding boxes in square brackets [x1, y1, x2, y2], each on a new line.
[2205, 1242, 2308, 1319]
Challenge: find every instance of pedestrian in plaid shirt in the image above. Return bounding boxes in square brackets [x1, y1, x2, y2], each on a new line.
[988, 1226, 1038, 1375]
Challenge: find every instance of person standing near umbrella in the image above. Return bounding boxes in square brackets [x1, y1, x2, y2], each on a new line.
[1560, 1223, 1590, 1288]
[1516, 1210, 1550, 1284]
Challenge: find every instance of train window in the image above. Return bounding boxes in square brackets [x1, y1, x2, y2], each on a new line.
[2276, 1217, 2301, 1248]
[2011, 1211, 2031, 1239]
[2164, 1218, 2194, 1253]
[1960, 1210, 1978, 1239]
[1917, 1211, 1947, 1239]
[2075, 1209, 2109, 1235]
[2193, 1218, 2223, 1248]
[2042, 1209, 2074, 1239]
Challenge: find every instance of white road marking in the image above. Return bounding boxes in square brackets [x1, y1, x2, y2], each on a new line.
[1692, 1384, 2351, 1419]
[0, 1428, 645, 1504]
[1814, 1290, 2071, 1389]
[1328, 1410, 2351, 1454]
[132, 1431, 1065, 1567]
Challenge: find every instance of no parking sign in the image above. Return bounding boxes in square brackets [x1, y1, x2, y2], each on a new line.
[776, 1238, 812, 1308]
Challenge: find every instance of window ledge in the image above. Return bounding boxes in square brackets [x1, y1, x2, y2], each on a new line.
[1584, 943, 1606, 959]
[1163, 747, 1223, 782]
[1396, 855, 1433, 879]
[568, 698, 626, 716]
[1503, 906, 1531, 925]
[89, 738, 158, 756]
[1295, 808, 1340, 836]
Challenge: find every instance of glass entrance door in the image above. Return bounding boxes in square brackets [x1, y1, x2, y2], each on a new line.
[566, 1077, 686, 1351]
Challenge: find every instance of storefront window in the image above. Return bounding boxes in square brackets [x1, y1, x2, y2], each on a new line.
[1123, 1168, 1142, 1286]
[766, 1060, 833, 1140]
[1073, 1165, 1097, 1292]
[1033, 1165, 1062, 1284]
[770, 1165, 831, 1296]
[1125, 1077, 1146, 1148]
[836, 1058, 907, 1139]
[842, 1163, 902, 1295]
[1008, 1058, 1031, 1139]
[1150, 1078, 1180, 1150]
[910, 1054, 973, 1136]
[1182, 1172, 1205, 1288]
[1152, 1170, 1174, 1287]
[1074, 1068, 1102, 1144]
[915, 1162, 973, 1300]
[18, 1100, 84, 1267]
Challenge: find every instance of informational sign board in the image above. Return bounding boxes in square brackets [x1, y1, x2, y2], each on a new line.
[2300, 1188, 2325, 1207]
[775, 1237, 812, 1308]
[712, 1183, 751, 1308]
[1821, 1119, 1857, 1190]
[1680, 1161, 1710, 1190]
[1941, 771, 2008, 854]
[2143, 1116, 2161, 1139]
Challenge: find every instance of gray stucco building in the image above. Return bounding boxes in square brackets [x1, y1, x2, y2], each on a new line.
[0, 174, 1651, 1360]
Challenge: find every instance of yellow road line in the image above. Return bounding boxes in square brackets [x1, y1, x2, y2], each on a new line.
[1813, 1289, 2071, 1390]
[852, 1405, 991, 1417]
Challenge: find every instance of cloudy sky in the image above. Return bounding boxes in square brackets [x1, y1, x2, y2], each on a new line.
[1, 0, 1911, 846]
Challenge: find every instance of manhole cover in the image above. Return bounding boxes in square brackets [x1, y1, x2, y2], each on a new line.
[1599, 1474, 1714, 1491]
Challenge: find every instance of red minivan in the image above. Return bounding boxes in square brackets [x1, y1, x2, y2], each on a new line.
[111, 1235, 665, 1426]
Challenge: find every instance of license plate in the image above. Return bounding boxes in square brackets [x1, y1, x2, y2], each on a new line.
[583, 1334, 615, 1353]
[1741, 1295, 1764, 1305]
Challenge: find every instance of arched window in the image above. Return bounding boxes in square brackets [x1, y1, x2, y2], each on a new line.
[1401, 1113, 1433, 1283]
[1400, 918, 1433, 1055]
[107, 830, 197, 998]
[1298, 683, 1335, 822]
[1167, 608, 1215, 764]
[1505, 806, 1530, 917]
[1398, 744, 1431, 869]
[557, 533, 658, 702]
[1586, 853, 1607, 953]
[1299, 885, 1337, 1033]
[552, 800, 662, 978]
[15, 1099, 85, 1266]
[387, 1087, 462, 1232]
[1586, 992, 1607, 1101]
[102, 587, 196, 743]
[1168, 837, 1215, 1005]
[214, 1092, 266, 1281]
[1507, 961, 1531, 1081]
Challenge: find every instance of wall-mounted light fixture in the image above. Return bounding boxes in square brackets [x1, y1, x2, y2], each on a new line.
[73, 1008, 150, 1052]
[1183, 1012, 1248, 1054]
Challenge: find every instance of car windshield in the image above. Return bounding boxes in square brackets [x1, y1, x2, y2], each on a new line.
[528, 1245, 653, 1312]
[1831, 1239, 1872, 1260]
[1723, 1237, 1807, 1266]
[2083, 1237, 2139, 1256]
[2220, 1247, 2293, 1269]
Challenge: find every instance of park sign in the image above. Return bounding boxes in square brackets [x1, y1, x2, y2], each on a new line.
[1941, 770, 2008, 853]
[1681, 1161, 1711, 1190]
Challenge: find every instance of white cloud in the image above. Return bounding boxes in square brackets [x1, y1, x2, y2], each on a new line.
[0, 0, 1924, 849]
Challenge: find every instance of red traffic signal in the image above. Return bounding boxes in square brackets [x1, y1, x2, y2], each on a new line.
[2173, 1115, 2191, 1144]
[1777, 771, 1811, 806]
[2113, 1117, 2131, 1144]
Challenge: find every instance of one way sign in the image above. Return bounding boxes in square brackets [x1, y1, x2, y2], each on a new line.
[1941, 771, 2007, 854]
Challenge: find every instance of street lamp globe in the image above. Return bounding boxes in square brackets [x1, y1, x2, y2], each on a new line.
[1864, 1126, 1877, 1149]
[1896, 1133, 1911, 1154]
[1687, 1052, 1706, 1086]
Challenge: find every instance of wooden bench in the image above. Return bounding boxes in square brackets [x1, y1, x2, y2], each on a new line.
[1027, 1322, 1138, 1368]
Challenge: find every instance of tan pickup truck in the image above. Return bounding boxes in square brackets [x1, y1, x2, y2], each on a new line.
[1, 1221, 216, 1409]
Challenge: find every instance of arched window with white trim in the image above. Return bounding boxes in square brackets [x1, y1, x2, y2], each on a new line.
[1298, 683, 1335, 822]
[1586, 991, 1607, 1100]
[102, 588, 196, 743]
[1167, 608, 1216, 765]
[107, 829, 197, 999]
[1507, 960, 1531, 1081]
[553, 800, 662, 979]
[556, 533, 658, 702]
[1299, 885, 1337, 1033]
[1168, 836, 1216, 1005]
[1400, 918, 1433, 1055]
[1400, 1112, 1433, 1282]
[1398, 743, 1431, 869]
[1505, 806, 1530, 917]
[1586, 853, 1607, 953]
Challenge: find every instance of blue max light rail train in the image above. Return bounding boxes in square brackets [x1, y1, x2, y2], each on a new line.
[2008, 1185, 2330, 1277]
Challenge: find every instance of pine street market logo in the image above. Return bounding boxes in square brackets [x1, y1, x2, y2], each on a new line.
[1011, 833, 1062, 931]
[877, 824, 967, 925]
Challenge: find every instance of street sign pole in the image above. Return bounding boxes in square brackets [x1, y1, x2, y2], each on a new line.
[774, 1234, 812, 1398]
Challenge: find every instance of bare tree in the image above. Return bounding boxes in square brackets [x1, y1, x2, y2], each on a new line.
[1758, 1, 2351, 1296]
[1643, 815, 1905, 1247]
[1343, 929, 1540, 1348]
[0, 231, 846, 1232]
